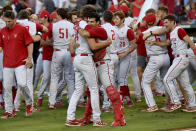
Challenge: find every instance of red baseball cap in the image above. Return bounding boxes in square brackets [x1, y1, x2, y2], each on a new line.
[39, 10, 50, 18]
[119, 5, 129, 13]
[144, 13, 156, 25]
[50, 12, 57, 20]
[108, 5, 118, 12]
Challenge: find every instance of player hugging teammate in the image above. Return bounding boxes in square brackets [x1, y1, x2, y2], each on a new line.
[0, 1, 196, 128]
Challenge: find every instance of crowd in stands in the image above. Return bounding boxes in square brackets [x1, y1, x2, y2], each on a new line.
[0, 0, 195, 24]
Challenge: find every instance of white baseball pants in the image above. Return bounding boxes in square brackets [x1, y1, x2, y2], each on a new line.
[67, 55, 101, 122]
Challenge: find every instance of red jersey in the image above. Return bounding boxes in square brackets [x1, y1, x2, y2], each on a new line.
[87, 26, 108, 62]
[42, 23, 53, 61]
[188, 10, 196, 20]
[136, 23, 147, 56]
[0, 24, 34, 68]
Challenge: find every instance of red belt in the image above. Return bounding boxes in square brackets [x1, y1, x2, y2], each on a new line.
[175, 54, 188, 58]
[54, 49, 70, 51]
[80, 53, 88, 56]
[96, 61, 105, 67]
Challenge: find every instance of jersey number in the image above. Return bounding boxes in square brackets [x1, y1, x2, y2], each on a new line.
[120, 42, 125, 47]
[59, 28, 68, 39]
[111, 30, 115, 40]
[154, 35, 161, 41]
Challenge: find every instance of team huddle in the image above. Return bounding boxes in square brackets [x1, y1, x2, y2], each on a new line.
[0, 2, 195, 127]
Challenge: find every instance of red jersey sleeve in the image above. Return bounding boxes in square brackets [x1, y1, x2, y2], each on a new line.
[23, 27, 34, 45]
[84, 25, 92, 30]
[36, 23, 43, 31]
[127, 29, 135, 41]
[0, 32, 3, 48]
[88, 27, 107, 40]
[136, 33, 143, 44]
[177, 28, 187, 40]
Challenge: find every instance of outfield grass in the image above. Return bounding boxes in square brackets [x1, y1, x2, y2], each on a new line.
[0, 79, 196, 131]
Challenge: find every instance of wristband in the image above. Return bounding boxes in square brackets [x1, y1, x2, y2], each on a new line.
[150, 31, 153, 36]
[193, 48, 196, 55]
[71, 53, 75, 57]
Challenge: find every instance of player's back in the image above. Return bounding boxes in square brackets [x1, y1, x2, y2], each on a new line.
[143, 26, 167, 56]
[52, 20, 74, 49]
[17, 19, 36, 36]
[102, 23, 118, 54]
[75, 20, 92, 55]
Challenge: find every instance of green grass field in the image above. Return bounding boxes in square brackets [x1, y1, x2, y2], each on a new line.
[0, 78, 196, 131]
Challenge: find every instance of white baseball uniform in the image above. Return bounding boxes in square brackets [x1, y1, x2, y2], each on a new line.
[115, 25, 135, 101]
[67, 20, 101, 122]
[141, 26, 170, 107]
[49, 20, 75, 105]
[16, 19, 38, 105]
[163, 26, 196, 107]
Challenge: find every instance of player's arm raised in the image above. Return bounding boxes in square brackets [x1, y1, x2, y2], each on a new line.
[143, 27, 167, 40]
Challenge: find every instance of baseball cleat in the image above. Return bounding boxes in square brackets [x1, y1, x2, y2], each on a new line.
[141, 106, 158, 112]
[15, 107, 20, 112]
[36, 99, 43, 106]
[126, 100, 133, 107]
[163, 104, 181, 112]
[181, 107, 196, 112]
[65, 120, 86, 126]
[1, 112, 14, 119]
[49, 104, 56, 109]
[26, 105, 33, 117]
[55, 101, 65, 107]
[101, 108, 110, 113]
[135, 97, 142, 103]
[77, 102, 86, 107]
[111, 119, 126, 127]
[93, 121, 107, 127]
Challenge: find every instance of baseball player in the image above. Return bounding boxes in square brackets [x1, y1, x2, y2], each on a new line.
[119, 4, 142, 102]
[137, 14, 170, 112]
[113, 11, 137, 107]
[0, 11, 33, 118]
[100, 10, 119, 111]
[144, 14, 196, 112]
[76, 12, 125, 126]
[15, 10, 46, 109]
[47, 8, 75, 108]
[66, 5, 106, 127]
[36, 10, 53, 107]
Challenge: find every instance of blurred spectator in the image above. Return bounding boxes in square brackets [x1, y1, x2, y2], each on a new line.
[160, 0, 175, 14]
[0, 0, 6, 6]
[188, 1, 196, 23]
[174, 0, 188, 23]
[15, 0, 29, 13]
[76, 0, 87, 9]
[35, 0, 44, 14]
[69, 0, 77, 9]
[54, 0, 70, 9]
[131, 0, 145, 18]
[43, 0, 56, 13]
